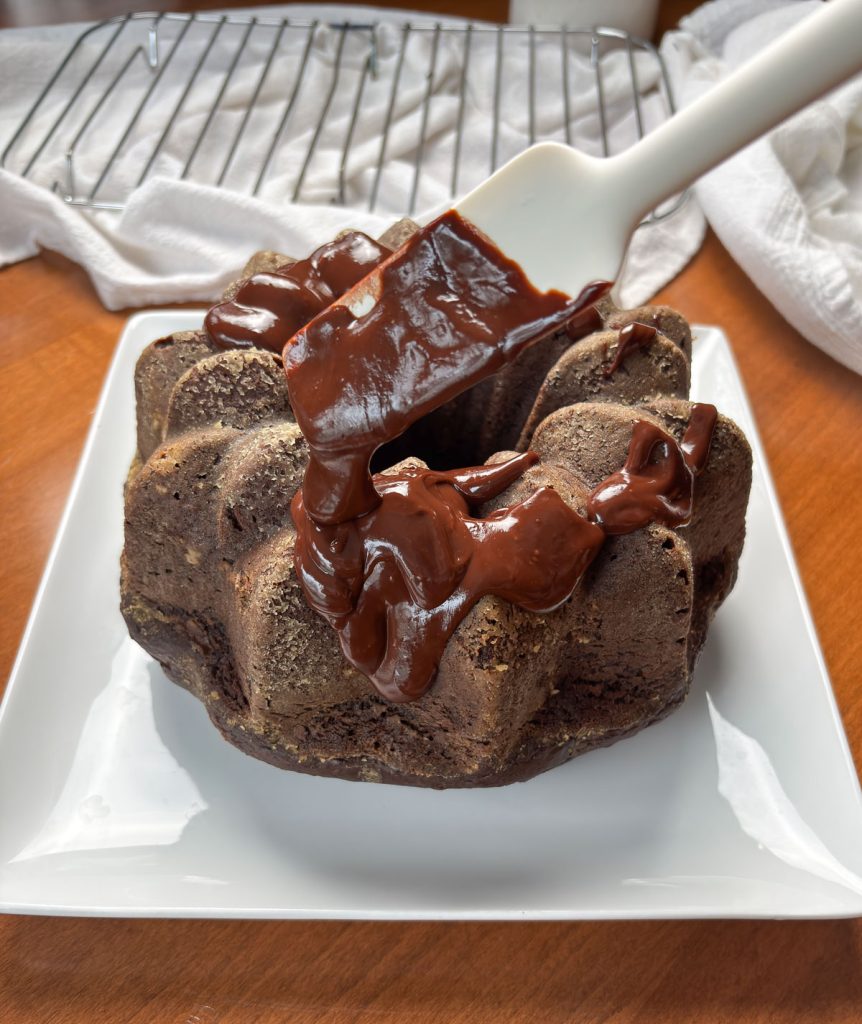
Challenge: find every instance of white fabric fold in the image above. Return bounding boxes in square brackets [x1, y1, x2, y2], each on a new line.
[662, 0, 862, 375]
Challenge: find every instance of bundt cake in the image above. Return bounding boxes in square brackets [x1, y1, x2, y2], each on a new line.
[121, 215, 752, 788]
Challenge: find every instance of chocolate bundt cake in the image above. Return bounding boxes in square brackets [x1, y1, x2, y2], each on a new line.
[122, 217, 751, 788]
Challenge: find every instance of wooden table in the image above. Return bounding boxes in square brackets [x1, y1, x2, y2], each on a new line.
[3, 2, 862, 1021]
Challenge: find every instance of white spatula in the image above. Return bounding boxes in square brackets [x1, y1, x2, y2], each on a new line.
[457, 0, 862, 297]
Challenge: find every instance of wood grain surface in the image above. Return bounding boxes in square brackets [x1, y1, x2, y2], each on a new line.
[2, 1, 862, 1021]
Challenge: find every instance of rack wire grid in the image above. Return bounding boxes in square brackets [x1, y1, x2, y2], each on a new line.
[2, 11, 686, 220]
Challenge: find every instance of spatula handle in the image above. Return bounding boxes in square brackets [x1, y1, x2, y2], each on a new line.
[611, 0, 862, 224]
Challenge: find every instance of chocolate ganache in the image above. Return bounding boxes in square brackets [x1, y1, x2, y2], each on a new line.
[276, 209, 717, 701]
[292, 454, 604, 701]
[206, 231, 392, 352]
[284, 211, 609, 525]
[587, 403, 717, 534]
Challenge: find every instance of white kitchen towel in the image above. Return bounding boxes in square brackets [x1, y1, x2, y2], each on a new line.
[0, 4, 704, 310]
[662, 0, 862, 375]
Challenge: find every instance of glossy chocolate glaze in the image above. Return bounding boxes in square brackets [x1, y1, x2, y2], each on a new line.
[283, 209, 716, 701]
[292, 453, 604, 701]
[285, 210, 610, 525]
[587, 403, 718, 534]
[205, 231, 391, 353]
[603, 321, 658, 377]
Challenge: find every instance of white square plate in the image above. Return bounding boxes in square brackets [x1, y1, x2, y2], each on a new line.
[2, 312, 862, 920]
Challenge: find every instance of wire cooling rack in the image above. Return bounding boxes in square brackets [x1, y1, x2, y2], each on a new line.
[2, 11, 685, 219]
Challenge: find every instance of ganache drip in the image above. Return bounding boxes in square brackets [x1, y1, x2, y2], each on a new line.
[218, 209, 716, 701]
[205, 231, 391, 353]
[603, 321, 658, 377]
[278, 209, 720, 701]
[291, 453, 604, 701]
[282, 210, 616, 699]
[291, 404, 716, 701]
[283, 210, 609, 526]
[587, 403, 718, 534]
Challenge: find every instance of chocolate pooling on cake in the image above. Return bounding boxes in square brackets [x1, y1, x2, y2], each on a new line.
[280, 210, 716, 701]
[283, 211, 608, 525]
[206, 231, 391, 352]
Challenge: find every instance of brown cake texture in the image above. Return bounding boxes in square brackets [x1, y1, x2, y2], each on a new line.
[121, 220, 752, 788]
